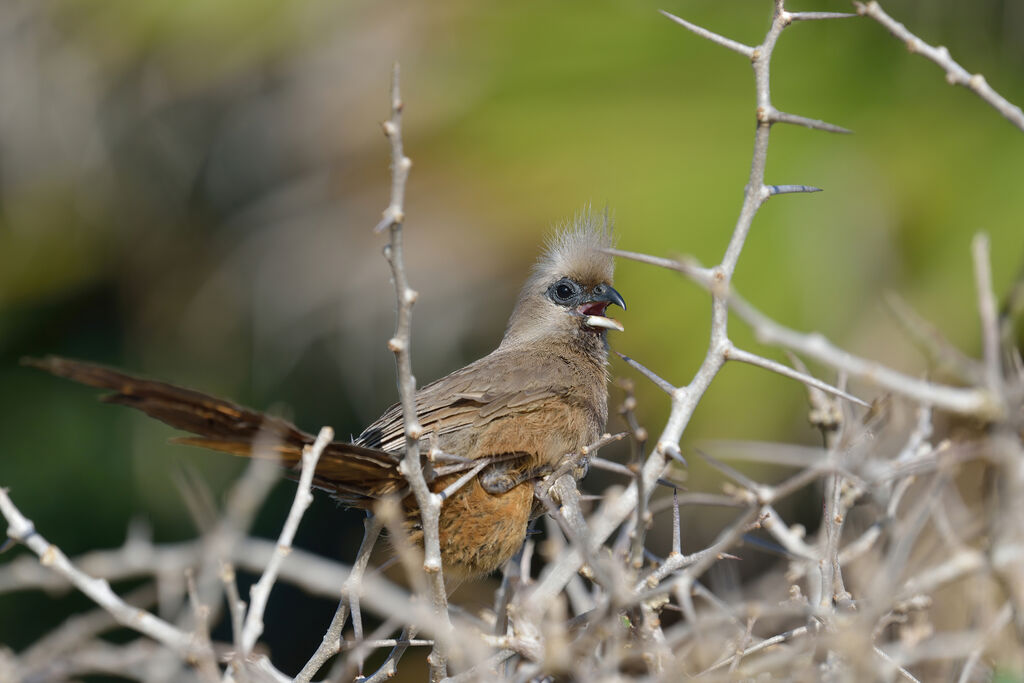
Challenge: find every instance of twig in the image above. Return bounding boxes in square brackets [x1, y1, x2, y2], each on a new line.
[855, 1, 1024, 133]
[884, 292, 984, 385]
[698, 624, 810, 675]
[603, 248, 709, 280]
[184, 569, 220, 680]
[15, 639, 169, 681]
[540, 432, 628, 497]
[788, 11, 856, 21]
[671, 489, 681, 555]
[189, 434, 282, 647]
[972, 233, 1002, 395]
[376, 62, 451, 681]
[0, 487, 214, 663]
[18, 584, 157, 675]
[728, 616, 756, 673]
[296, 515, 383, 682]
[358, 626, 416, 683]
[331, 616, 402, 681]
[874, 644, 923, 683]
[957, 603, 1013, 683]
[439, 650, 516, 683]
[616, 352, 676, 396]
[371, 497, 471, 677]
[634, 506, 760, 595]
[219, 563, 247, 680]
[611, 250, 1004, 418]
[345, 637, 433, 651]
[240, 427, 333, 654]
[760, 504, 816, 561]
[818, 467, 847, 611]
[727, 283, 1001, 418]
[618, 380, 652, 568]
[438, 460, 491, 501]
[723, 343, 870, 408]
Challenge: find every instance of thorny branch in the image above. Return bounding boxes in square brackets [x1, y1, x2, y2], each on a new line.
[609, 246, 1005, 419]
[516, 1, 1024, 679]
[295, 515, 382, 682]
[3, 3, 1024, 682]
[240, 427, 334, 654]
[855, 1, 1024, 133]
[528, 0, 858, 611]
[0, 487, 211, 662]
[376, 62, 453, 681]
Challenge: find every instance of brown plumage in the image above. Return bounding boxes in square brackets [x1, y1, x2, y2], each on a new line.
[26, 210, 625, 580]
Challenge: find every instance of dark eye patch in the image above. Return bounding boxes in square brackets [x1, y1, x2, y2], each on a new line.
[547, 278, 581, 306]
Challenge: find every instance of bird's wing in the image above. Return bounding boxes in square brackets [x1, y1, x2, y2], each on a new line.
[355, 349, 577, 454]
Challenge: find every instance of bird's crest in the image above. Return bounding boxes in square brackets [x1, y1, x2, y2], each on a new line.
[532, 207, 616, 288]
[501, 208, 620, 348]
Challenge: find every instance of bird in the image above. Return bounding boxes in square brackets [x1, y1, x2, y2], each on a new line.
[25, 211, 626, 581]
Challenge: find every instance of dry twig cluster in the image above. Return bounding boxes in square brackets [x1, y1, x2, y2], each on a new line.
[3, 2, 1023, 681]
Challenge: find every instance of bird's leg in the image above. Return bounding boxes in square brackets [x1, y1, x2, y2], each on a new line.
[479, 456, 553, 495]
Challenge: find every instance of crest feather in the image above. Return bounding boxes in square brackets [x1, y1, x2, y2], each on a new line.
[533, 207, 616, 286]
[501, 207, 619, 347]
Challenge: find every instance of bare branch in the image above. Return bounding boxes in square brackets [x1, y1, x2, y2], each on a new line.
[715, 286, 1002, 418]
[0, 488, 213, 662]
[972, 233, 1002, 395]
[18, 585, 156, 676]
[723, 343, 871, 408]
[240, 426, 333, 654]
[376, 62, 451, 680]
[603, 247, 711, 280]
[183, 569, 219, 680]
[855, 1, 1024, 133]
[884, 292, 984, 385]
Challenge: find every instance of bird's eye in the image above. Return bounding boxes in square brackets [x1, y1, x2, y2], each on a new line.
[548, 278, 579, 305]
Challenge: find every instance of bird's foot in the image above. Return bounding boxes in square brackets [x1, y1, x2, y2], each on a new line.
[479, 459, 553, 495]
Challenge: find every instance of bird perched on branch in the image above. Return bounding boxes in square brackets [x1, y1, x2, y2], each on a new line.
[27, 211, 625, 580]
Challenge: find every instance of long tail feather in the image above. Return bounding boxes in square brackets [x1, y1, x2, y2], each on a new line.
[24, 356, 401, 504]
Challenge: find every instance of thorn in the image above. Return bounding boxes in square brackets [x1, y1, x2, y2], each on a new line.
[663, 444, 688, 468]
[615, 352, 676, 396]
[788, 11, 858, 21]
[767, 184, 822, 196]
[770, 110, 853, 134]
[658, 9, 756, 59]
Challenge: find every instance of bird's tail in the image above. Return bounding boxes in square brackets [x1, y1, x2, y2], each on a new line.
[23, 356, 400, 504]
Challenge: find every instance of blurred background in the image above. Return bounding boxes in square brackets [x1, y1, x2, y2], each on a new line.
[1, 0, 1022, 676]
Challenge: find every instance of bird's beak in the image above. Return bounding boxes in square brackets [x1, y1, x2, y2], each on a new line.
[578, 285, 626, 332]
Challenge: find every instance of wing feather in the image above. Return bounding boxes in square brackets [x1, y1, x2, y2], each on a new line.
[355, 348, 579, 454]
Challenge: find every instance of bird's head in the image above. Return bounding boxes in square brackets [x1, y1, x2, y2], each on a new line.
[502, 209, 625, 352]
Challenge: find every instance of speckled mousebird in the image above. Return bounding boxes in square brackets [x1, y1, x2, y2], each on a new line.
[26, 210, 626, 581]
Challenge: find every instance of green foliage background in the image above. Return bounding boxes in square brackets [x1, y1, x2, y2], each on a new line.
[1, 0, 1022, 675]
